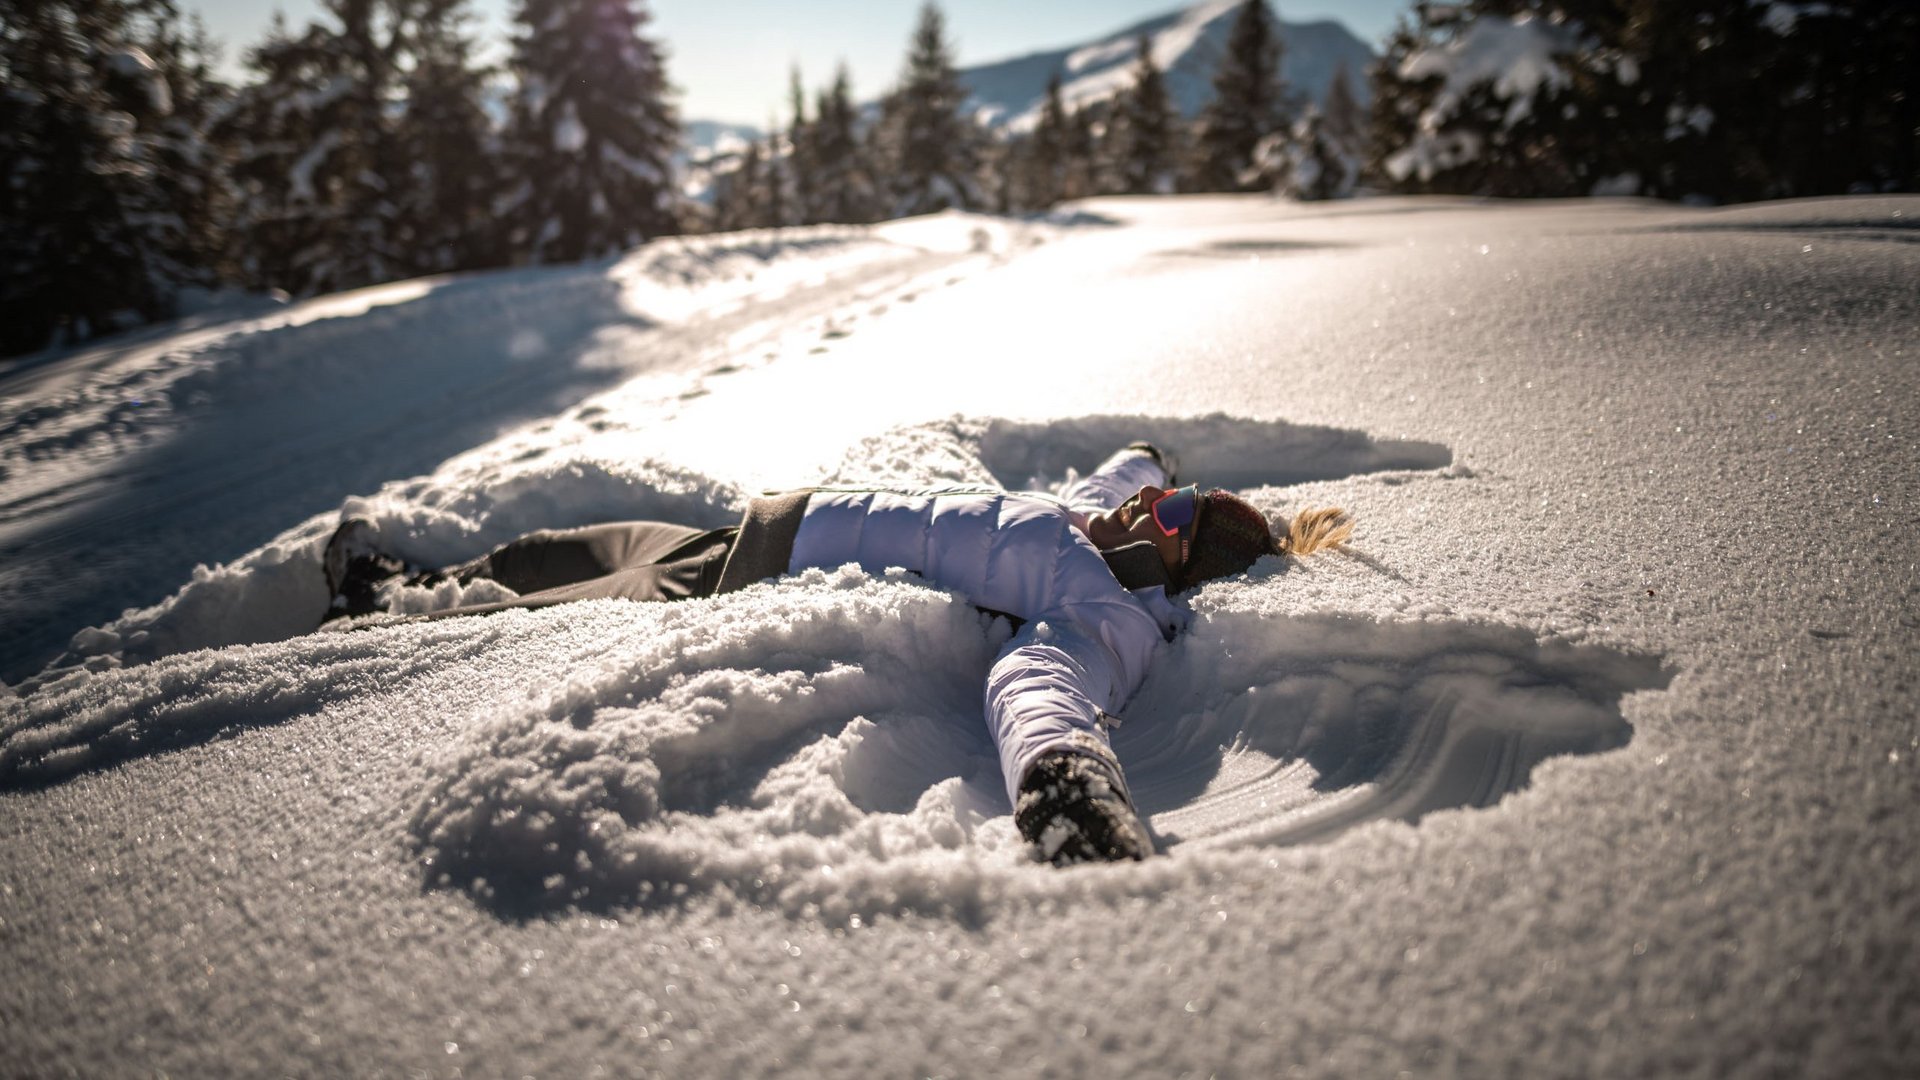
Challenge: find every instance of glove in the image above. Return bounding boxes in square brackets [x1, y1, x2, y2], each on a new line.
[1015, 750, 1154, 865]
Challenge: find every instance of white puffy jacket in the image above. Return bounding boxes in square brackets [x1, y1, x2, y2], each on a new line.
[785, 447, 1180, 807]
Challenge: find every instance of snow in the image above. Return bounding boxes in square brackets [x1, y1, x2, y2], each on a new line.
[286, 129, 342, 202]
[1666, 103, 1715, 140]
[1401, 14, 1580, 127]
[276, 73, 353, 121]
[1760, 2, 1836, 35]
[961, 3, 1375, 134]
[1590, 172, 1641, 196]
[4, 194, 1919, 1076]
[105, 45, 171, 116]
[552, 98, 587, 153]
[0, 218, 1036, 686]
[1386, 15, 1588, 184]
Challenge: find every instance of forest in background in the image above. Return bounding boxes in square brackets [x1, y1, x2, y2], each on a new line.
[2, 0, 1912, 357]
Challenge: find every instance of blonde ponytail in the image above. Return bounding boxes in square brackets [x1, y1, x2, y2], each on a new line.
[1281, 507, 1353, 557]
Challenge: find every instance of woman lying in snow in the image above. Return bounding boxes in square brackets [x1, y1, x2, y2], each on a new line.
[321, 443, 1350, 866]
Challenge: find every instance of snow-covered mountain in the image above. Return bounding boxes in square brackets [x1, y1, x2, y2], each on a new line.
[958, 0, 1376, 132]
[682, 118, 761, 158]
[676, 0, 1375, 163]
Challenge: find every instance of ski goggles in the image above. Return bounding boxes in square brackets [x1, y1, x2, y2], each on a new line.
[1149, 485, 1201, 566]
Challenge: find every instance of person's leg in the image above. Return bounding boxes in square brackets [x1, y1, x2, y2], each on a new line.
[400, 526, 737, 620]
[324, 520, 735, 625]
[439, 521, 716, 595]
[324, 520, 412, 622]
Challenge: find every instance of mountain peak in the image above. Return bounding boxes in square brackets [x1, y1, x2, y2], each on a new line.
[958, 0, 1376, 133]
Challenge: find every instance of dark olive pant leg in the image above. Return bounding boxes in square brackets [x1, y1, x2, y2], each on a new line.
[414, 522, 736, 619]
[451, 522, 718, 595]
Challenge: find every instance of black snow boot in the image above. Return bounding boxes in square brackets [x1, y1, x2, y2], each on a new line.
[322, 519, 408, 622]
[1015, 750, 1154, 866]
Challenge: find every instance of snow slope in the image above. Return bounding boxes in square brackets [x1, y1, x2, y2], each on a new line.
[0, 216, 1040, 685]
[2, 194, 1916, 1076]
[959, 0, 1375, 132]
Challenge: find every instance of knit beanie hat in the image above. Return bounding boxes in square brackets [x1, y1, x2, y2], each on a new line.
[1180, 490, 1280, 590]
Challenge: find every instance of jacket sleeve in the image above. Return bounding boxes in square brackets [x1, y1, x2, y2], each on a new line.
[984, 604, 1161, 810]
[1060, 443, 1175, 515]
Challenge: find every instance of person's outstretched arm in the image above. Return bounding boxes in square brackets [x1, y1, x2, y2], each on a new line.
[1059, 442, 1176, 514]
[985, 605, 1160, 864]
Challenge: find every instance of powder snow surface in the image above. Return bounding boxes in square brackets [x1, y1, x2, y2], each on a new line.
[2, 195, 1916, 1077]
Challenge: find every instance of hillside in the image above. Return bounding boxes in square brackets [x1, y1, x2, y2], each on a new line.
[959, 0, 1374, 131]
[3, 193, 1915, 1076]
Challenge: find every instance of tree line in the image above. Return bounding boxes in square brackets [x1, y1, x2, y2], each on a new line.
[1369, 0, 1917, 202]
[710, 1, 1331, 228]
[3, 0, 1910, 357]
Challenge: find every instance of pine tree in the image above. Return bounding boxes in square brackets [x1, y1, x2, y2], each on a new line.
[218, 2, 411, 295]
[1272, 65, 1364, 200]
[217, 16, 323, 292]
[761, 123, 787, 227]
[1019, 73, 1068, 208]
[502, 0, 679, 264]
[1365, 4, 1455, 194]
[712, 140, 766, 232]
[1110, 33, 1176, 195]
[1061, 98, 1096, 202]
[393, 1, 499, 275]
[784, 65, 816, 225]
[1, 0, 190, 353]
[125, 6, 237, 299]
[1191, 0, 1287, 192]
[1365, 0, 1916, 201]
[810, 63, 877, 224]
[1322, 62, 1363, 151]
[876, 2, 983, 216]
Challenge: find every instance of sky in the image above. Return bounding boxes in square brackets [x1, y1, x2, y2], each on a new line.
[188, 0, 1406, 126]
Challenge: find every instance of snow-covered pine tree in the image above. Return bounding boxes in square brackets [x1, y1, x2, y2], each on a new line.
[761, 124, 787, 228]
[1322, 61, 1363, 154]
[1109, 33, 1177, 195]
[1364, 8, 1442, 194]
[875, 2, 983, 216]
[1, 0, 193, 352]
[218, 16, 317, 292]
[784, 66, 816, 225]
[501, 0, 678, 264]
[810, 63, 877, 224]
[1608, 0, 1918, 198]
[217, 2, 411, 296]
[711, 139, 766, 232]
[393, 0, 500, 275]
[1190, 0, 1287, 192]
[125, 4, 237, 301]
[1018, 73, 1069, 209]
[1367, 0, 1916, 202]
[1268, 65, 1365, 200]
[1061, 96, 1097, 202]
